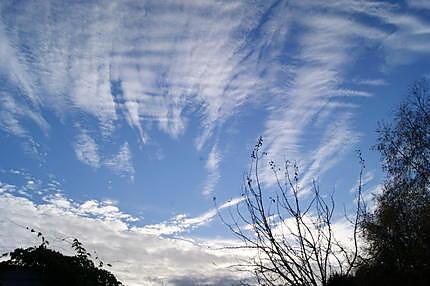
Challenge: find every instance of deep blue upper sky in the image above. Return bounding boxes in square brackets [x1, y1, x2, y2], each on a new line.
[1, 0, 430, 285]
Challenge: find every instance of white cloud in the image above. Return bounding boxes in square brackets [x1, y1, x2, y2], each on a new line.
[105, 142, 135, 181]
[259, 2, 394, 188]
[271, 214, 359, 251]
[264, 15, 372, 158]
[0, 18, 39, 105]
[0, 186, 247, 286]
[0, 92, 48, 138]
[74, 131, 101, 169]
[74, 131, 135, 179]
[202, 144, 221, 195]
[298, 116, 359, 194]
[336, 89, 373, 97]
[0, 0, 288, 152]
[141, 197, 244, 236]
[362, 184, 384, 211]
[27, 190, 361, 286]
[1, 0, 429, 180]
[1, 2, 430, 282]
[371, 8, 430, 66]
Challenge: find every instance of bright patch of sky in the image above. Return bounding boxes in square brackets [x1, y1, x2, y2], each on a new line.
[0, 0, 429, 284]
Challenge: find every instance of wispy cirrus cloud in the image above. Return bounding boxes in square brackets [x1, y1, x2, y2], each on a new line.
[105, 142, 135, 180]
[349, 171, 375, 194]
[0, 17, 39, 105]
[74, 131, 101, 169]
[202, 144, 221, 196]
[259, 0, 426, 186]
[407, 0, 430, 10]
[354, 79, 387, 87]
[74, 131, 135, 179]
[1, 0, 429, 186]
[0, 0, 283, 148]
[251, 0, 423, 196]
[0, 91, 48, 138]
[373, 11, 430, 67]
[298, 116, 359, 193]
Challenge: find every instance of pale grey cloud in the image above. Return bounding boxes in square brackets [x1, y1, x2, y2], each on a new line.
[407, 0, 430, 10]
[354, 79, 388, 86]
[0, 167, 365, 286]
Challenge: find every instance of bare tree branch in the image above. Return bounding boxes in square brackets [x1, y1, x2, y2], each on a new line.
[217, 137, 364, 286]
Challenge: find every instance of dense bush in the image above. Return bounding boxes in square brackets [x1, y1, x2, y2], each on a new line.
[0, 238, 123, 286]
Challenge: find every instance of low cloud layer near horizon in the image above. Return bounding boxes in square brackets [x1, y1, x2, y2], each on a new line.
[0, 175, 357, 286]
[0, 181, 247, 285]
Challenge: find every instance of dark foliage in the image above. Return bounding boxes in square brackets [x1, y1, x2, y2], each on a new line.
[326, 273, 356, 286]
[375, 79, 430, 190]
[357, 79, 430, 286]
[0, 236, 123, 286]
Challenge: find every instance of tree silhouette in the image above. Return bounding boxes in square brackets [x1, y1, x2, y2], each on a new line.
[0, 229, 123, 286]
[375, 79, 430, 193]
[357, 79, 430, 285]
[218, 137, 363, 286]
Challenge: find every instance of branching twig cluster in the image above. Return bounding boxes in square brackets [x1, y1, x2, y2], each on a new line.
[218, 137, 364, 286]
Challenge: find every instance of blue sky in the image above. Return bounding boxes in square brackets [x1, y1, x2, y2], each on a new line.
[1, 0, 430, 285]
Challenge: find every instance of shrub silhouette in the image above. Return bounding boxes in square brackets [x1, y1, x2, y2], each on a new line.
[0, 235, 123, 286]
[326, 273, 356, 286]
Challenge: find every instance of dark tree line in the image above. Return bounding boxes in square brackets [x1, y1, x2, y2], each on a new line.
[221, 79, 430, 286]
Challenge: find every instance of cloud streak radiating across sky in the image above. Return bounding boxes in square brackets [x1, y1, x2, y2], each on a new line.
[1, 0, 430, 285]
[0, 0, 429, 169]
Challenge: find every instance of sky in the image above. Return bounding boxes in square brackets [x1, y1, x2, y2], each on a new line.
[0, 0, 430, 285]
